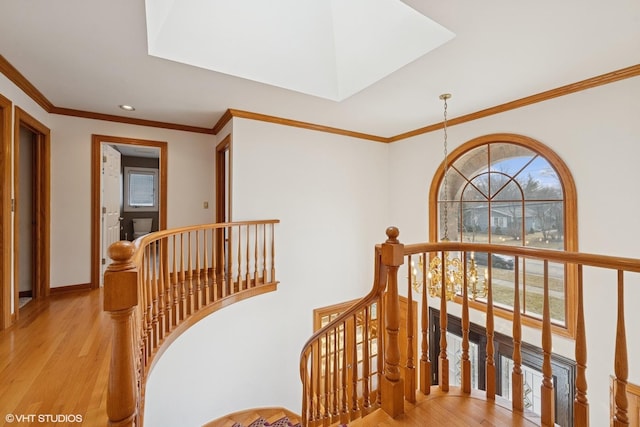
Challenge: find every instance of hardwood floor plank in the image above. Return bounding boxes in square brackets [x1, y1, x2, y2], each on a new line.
[0, 290, 110, 426]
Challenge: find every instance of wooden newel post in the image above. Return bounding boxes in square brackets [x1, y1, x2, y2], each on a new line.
[381, 226, 405, 418]
[104, 241, 139, 427]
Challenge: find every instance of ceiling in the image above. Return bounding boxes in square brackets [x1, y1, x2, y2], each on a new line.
[1, 0, 638, 138]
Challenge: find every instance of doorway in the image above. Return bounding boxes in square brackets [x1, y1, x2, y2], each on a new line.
[91, 135, 167, 288]
[13, 107, 50, 320]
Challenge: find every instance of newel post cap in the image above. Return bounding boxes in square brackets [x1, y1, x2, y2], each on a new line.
[382, 226, 404, 266]
[104, 241, 139, 312]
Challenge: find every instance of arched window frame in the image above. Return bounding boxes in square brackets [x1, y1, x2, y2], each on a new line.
[428, 133, 578, 338]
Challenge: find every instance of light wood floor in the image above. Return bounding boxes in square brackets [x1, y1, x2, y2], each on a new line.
[0, 289, 111, 426]
[345, 389, 541, 426]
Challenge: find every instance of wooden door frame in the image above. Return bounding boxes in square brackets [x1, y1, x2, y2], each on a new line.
[0, 94, 12, 329]
[215, 135, 231, 224]
[91, 135, 167, 289]
[13, 107, 50, 318]
[215, 136, 231, 279]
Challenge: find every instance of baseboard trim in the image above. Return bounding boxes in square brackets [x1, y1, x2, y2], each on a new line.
[18, 290, 33, 298]
[50, 283, 92, 295]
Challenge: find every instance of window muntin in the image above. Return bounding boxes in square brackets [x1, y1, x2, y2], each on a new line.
[431, 136, 577, 334]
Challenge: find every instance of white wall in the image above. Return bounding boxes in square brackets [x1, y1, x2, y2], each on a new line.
[145, 118, 391, 424]
[388, 75, 640, 426]
[48, 115, 216, 287]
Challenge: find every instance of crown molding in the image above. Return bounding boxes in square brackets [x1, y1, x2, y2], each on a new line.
[0, 54, 53, 112]
[50, 106, 215, 134]
[2, 54, 638, 141]
[225, 109, 389, 143]
[390, 63, 640, 142]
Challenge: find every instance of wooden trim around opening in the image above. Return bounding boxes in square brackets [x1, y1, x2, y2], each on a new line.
[13, 107, 51, 319]
[0, 93, 12, 329]
[91, 135, 168, 289]
[428, 133, 578, 338]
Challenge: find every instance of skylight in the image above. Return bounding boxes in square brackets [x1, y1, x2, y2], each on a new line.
[145, 0, 454, 101]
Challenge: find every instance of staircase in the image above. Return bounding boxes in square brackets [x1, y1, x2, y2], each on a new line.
[203, 407, 302, 427]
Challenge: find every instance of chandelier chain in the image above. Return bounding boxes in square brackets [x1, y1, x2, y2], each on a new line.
[440, 93, 451, 241]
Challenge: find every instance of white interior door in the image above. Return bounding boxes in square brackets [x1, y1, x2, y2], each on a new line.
[101, 144, 122, 283]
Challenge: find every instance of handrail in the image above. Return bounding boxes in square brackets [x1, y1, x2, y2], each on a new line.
[299, 244, 387, 426]
[103, 219, 279, 426]
[301, 227, 637, 426]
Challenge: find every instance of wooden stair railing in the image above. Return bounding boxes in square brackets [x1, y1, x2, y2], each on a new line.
[299, 228, 399, 426]
[104, 220, 279, 427]
[301, 226, 639, 426]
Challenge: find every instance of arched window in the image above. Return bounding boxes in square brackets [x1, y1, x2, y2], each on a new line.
[429, 134, 578, 337]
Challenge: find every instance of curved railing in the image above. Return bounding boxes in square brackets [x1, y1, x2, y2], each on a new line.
[301, 226, 639, 426]
[103, 220, 279, 426]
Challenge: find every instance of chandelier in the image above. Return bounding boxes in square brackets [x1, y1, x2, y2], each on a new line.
[410, 252, 488, 301]
[408, 93, 487, 301]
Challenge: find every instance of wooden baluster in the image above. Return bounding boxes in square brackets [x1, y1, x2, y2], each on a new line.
[380, 226, 405, 417]
[332, 327, 339, 420]
[187, 232, 194, 315]
[237, 225, 242, 291]
[439, 250, 449, 392]
[262, 224, 267, 283]
[485, 263, 495, 400]
[104, 241, 139, 427]
[171, 235, 179, 326]
[574, 264, 589, 425]
[140, 247, 150, 365]
[227, 226, 234, 295]
[145, 246, 154, 354]
[246, 224, 251, 288]
[405, 256, 416, 403]
[461, 253, 471, 394]
[512, 257, 524, 411]
[351, 314, 361, 419]
[194, 231, 202, 310]
[254, 224, 259, 286]
[271, 224, 276, 283]
[301, 352, 310, 427]
[179, 233, 187, 319]
[315, 339, 322, 424]
[212, 229, 218, 302]
[340, 320, 348, 423]
[361, 307, 370, 415]
[151, 241, 162, 345]
[162, 239, 172, 333]
[324, 332, 330, 422]
[420, 253, 431, 395]
[541, 260, 555, 425]
[203, 229, 210, 304]
[378, 294, 385, 408]
[220, 227, 227, 298]
[613, 270, 629, 427]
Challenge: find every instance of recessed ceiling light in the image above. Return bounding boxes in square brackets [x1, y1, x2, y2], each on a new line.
[119, 104, 135, 111]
